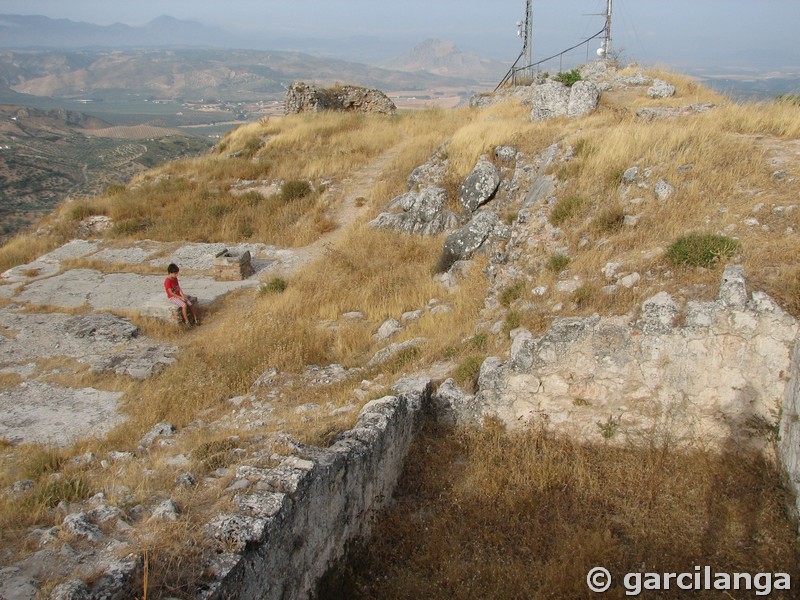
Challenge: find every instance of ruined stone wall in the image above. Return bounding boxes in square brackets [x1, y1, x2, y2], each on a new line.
[201, 378, 431, 600]
[284, 81, 396, 115]
[779, 341, 800, 526]
[475, 266, 798, 450]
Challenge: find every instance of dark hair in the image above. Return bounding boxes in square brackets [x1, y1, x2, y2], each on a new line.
[167, 263, 179, 274]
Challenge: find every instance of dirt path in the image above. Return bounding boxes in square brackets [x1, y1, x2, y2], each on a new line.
[273, 144, 404, 276]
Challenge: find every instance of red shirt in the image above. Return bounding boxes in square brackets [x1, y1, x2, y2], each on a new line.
[164, 275, 181, 298]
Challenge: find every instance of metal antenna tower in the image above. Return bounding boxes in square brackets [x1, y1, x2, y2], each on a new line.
[600, 0, 613, 58]
[514, 0, 533, 80]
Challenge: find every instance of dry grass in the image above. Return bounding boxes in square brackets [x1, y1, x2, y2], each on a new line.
[325, 422, 800, 599]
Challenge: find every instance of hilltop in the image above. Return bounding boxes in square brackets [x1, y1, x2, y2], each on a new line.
[0, 64, 799, 599]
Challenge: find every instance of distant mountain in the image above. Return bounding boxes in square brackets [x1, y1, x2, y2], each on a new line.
[0, 48, 483, 102]
[382, 39, 506, 83]
[0, 14, 237, 49]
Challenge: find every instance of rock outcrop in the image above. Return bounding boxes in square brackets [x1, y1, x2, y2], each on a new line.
[284, 81, 396, 115]
[530, 79, 601, 121]
[369, 186, 460, 236]
[473, 266, 798, 449]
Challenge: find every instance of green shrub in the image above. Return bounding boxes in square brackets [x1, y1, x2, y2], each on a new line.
[502, 311, 522, 335]
[499, 281, 525, 307]
[550, 195, 584, 226]
[260, 278, 287, 294]
[470, 333, 488, 351]
[553, 69, 583, 87]
[281, 180, 312, 201]
[547, 253, 570, 273]
[455, 355, 484, 388]
[666, 234, 740, 267]
[68, 203, 95, 222]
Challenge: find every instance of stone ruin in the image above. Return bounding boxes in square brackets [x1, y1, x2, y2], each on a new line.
[284, 81, 397, 116]
[213, 249, 255, 281]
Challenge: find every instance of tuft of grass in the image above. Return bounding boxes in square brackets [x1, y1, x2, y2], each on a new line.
[502, 310, 522, 335]
[24, 475, 91, 509]
[546, 253, 570, 273]
[454, 355, 483, 390]
[549, 195, 584, 226]
[591, 205, 626, 233]
[281, 180, 313, 201]
[666, 233, 740, 267]
[499, 281, 525, 307]
[260, 277, 287, 294]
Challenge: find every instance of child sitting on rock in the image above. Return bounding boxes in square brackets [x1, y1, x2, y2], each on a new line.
[164, 263, 200, 326]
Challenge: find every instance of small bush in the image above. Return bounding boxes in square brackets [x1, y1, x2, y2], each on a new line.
[592, 206, 625, 233]
[553, 69, 583, 87]
[470, 333, 488, 351]
[240, 191, 264, 206]
[547, 253, 570, 273]
[68, 203, 95, 222]
[502, 311, 522, 335]
[281, 180, 312, 201]
[112, 217, 153, 237]
[208, 204, 233, 218]
[499, 281, 525, 307]
[260, 278, 287, 294]
[550, 195, 584, 226]
[455, 355, 484, 389]
[666, 234, 740, 267]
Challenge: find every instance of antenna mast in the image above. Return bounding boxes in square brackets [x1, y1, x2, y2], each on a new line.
[514, 0, 533, 81]
[601, 0, 612, 58]
[523, 0, 533, 71]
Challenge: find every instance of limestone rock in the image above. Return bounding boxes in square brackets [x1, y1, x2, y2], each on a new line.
[62, 513, 102, 542]
[437, 211, 501, 272]
[149, 499, 180, 522]
[530, 80, 571, 121]
[284, 82, 396, 115]
[654, 179, 675, 200]
[366, 338, 427, 368]
[648, 78, 676, 98]
[138, 422, 175, 450]
[458, 159, 501, 214]
[374, 318, 402, 341]
[567, 80, 601, 118]
[369, 186, 460, 236]
[64, 313, 138, 343]
[530, 79, 601, 122]
[407, 144, 448, 189]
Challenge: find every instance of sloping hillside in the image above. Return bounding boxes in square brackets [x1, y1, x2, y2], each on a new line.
[381, 38, 506, 82]
[0, 65, 799, 598]
[0, 104, 210, 239]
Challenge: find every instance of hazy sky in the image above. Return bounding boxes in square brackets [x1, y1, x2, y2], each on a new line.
[1, 0, 798, 73]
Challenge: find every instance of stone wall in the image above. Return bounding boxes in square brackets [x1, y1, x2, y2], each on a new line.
[475, 266, 798, 449]
[284, 81, 396, 116]
[779, 340, 800, 526]
[200, 378, 431, 600]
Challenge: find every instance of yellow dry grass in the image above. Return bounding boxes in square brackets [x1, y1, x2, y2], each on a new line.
[326, 422, 800, 600]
